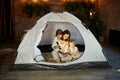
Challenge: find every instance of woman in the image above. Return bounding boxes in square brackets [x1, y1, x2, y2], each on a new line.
[59, 30, 72, 62]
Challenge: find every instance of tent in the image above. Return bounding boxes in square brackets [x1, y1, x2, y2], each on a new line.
[14, 12, 109, 69]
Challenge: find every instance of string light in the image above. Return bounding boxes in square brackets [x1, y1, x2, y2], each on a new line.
[21, 0, 27, 3]
[32, 0, 39, 3]
[89, 0, 95, 4]
[42, 0, 49, 2]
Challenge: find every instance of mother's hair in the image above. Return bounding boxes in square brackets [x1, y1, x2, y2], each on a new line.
[61, 30, 71, 41]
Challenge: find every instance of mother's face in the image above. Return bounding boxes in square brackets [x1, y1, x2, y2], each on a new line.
[63, 34, 69, 40]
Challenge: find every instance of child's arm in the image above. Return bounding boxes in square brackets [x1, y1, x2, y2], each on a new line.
[70, 47, 79, 55]
[52, 38, 57, 49]
[75, 47, 81, 54]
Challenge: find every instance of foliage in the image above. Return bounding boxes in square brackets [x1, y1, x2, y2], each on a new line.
[95, 19, 107, 36]
[23, 2, 34, 18]
[23, 2, 50, 18]
[64, 1, 93, 21]
[34, 3, 50, 16]
[64, 1, 107, 38]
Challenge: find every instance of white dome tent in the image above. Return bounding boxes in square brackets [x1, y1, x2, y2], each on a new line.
[14, 12, 109, 69]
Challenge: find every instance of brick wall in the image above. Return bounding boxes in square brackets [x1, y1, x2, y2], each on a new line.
[97, 0, 120, 43]
[14, 0, 120, 43]
[14, 0, 64, 42]
[14, 0, 41, 42]
[98, 0, 120, 30]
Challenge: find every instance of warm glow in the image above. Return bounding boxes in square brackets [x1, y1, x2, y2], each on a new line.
[62, 0, 76, 2]
[62, 0, 95, 3]
[21, 0, 27, 3]
[32, 0, 39, 3]
[90, 9, 96, 17]
[89, 0, 95, 4]
[42, 0, 49, 2]
[69, 0, 75, 2]
[61, 0, 66, 2]
[90, 12, 92, 16]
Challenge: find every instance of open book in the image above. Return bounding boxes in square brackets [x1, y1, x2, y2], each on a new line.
[58, 50, 70, 55]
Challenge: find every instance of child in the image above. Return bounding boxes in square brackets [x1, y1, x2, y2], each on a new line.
[69, 39, 81, 60]
[52, 29, 63, 50]
[51, 29, 63, 63]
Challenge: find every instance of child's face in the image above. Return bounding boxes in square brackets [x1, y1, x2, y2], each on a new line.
[57, 34, 62, 39]
[70, 42, 75, 47]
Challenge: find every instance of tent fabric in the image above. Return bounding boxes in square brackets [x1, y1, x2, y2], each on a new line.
[15, 12, 107, 67]
[39, 22, 84, 45]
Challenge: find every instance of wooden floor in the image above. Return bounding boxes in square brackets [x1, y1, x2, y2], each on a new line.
[0, 42, 120, 80]
[0, 68, 120, 80]
[0, 42, 18, 74]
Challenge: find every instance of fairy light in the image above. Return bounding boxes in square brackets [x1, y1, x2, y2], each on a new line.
[32, 0, 39, 3]
[42, 0, 49, 2]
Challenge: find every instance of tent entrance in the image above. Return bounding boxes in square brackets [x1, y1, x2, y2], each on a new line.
[37, 22, 85, 62]
[40, 22, 85, 45]
[38, 22, 85, 52]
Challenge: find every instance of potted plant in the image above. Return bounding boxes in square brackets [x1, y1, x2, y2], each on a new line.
[23, 2, 34, 18]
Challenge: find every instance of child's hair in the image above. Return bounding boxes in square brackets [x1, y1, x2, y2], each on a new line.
[69, 39, 76, 44]
[55, 29, 63, 36]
